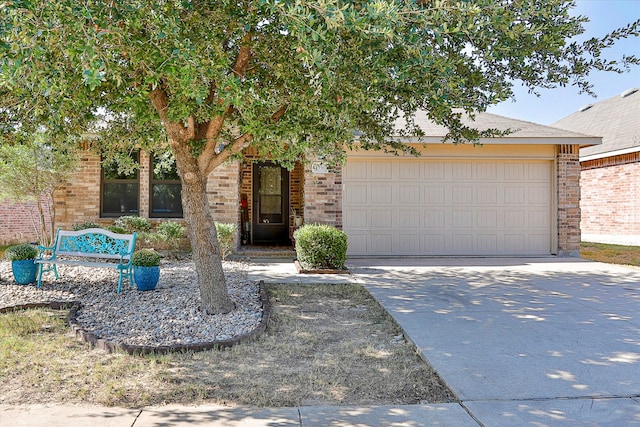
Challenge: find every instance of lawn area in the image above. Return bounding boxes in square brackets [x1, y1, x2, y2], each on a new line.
[580, 242, 640, 267]
[0, 283, 456, 408]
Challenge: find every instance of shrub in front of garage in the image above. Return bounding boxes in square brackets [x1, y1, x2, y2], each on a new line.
[293, 224, 347, 271]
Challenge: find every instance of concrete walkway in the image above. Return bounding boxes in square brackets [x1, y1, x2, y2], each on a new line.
[2, 257, 640, 426]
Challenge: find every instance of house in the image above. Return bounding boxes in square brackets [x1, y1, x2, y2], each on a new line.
[552, 88, 640, 246]
[41, 110, 596, 258]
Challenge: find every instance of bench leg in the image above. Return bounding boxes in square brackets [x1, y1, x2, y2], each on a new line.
[36, 263, 59, 289]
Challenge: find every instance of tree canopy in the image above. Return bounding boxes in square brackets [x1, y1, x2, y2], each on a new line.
[1, 0, 638, 313]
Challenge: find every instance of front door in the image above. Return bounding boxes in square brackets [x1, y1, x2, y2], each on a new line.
[252, 162, 289, 244]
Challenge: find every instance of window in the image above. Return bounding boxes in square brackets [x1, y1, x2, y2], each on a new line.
[150, 153, 183, 218]
[101, 152, 139, 217]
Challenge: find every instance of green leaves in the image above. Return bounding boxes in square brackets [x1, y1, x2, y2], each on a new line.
[1, 0, 638, 166]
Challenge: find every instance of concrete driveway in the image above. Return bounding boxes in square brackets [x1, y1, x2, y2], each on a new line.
[348, 257, 640, 425]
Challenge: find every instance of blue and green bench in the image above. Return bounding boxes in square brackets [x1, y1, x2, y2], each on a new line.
[36, 228, 137, 293]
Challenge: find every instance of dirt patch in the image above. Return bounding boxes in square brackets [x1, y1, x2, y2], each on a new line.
[0, 283, 456, 408]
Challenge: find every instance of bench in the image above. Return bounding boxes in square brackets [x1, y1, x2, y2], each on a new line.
[36, 228, 137, 293]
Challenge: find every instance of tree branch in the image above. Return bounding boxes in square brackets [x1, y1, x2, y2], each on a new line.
[197, 32, 254, 172]
[200, 104, 289, 175]
[149, 86, 196, 142]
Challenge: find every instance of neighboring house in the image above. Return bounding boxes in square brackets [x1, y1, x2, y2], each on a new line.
[3, 111, 597, 256]
[552, 88, 640, 246]
[0, 197, 53, 246]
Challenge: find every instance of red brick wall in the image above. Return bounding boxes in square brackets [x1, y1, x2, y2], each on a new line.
[580, 153, 640, 239]
[0, 196, 53, 245]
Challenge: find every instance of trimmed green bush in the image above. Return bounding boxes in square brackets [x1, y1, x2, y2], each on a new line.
[72, 222, 100, 231]
[114, 216, 152, 233]
[106, 225, 128, 234]
[157, 221, 185, 256]
[132, 249, 161, 266]
[293, 224, 347, 270]
[5, 243, 38, 261]
[215, 222, 237, 260]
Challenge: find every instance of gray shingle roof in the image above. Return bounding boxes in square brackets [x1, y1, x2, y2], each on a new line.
[394, 110, 596, 143]
[551, 88, 640, 158]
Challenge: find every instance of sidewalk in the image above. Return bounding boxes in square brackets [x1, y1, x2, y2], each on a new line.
[1, 403, 476, 426]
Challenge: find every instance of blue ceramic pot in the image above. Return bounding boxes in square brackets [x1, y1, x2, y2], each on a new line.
[11, 259, 38, 285]
[134, 265, 160, 291]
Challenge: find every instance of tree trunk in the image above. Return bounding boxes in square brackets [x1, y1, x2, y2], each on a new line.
[174, 148, 235, 315]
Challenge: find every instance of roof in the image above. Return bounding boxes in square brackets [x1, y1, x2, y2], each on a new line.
[551, 88, 640, 159]
[393, 110, 599, 146]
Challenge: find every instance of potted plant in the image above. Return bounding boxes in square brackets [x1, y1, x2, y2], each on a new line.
[5, 243, 39, 285]
[132, 249, 161, 291]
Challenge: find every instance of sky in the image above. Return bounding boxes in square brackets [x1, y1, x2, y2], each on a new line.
[486, 0, 640, 125]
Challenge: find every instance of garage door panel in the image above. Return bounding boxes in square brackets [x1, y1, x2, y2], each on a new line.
[343, 209, 368, 229]
[399, 210, 421, 228]
[452, 162, 473, 180]
[424, 162, 445, 179]
[343, 159, 552, 256]
[347, 234, 368, 253]
[371, 163, 393, 180]
[399, 162, 421, 180]
[344, 184, 368, 204]
[424, 234, 446, 253]
[424, 210, 446, 228]
[399, 234, 421, 253]
[371, 210, 393, 228]
[399, 185, 421, 204]
[477, 235, 498, 252]
[425, 186, 445, 204]
[452, 210, 473, 228]
[452, 186, 474, 204]
[476, 163, 498, 180]
[371, 185, 393, 204]
[371, 234, 393, 253]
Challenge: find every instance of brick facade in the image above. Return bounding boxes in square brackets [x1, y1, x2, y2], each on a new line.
[0, 196, 52, 245]
[2, 144, 584, 256]
[580, 152, 640, 243]
[51, 150, 241, 248]
[556, 144, 581, 256]
[302, 164, 342, 228]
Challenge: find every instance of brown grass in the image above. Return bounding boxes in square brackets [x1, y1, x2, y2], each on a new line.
[0, 283, 456, 408]
[580, 242, 640, 267]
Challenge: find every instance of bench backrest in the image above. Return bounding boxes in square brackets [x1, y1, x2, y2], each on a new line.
[53, 228, 137, 261]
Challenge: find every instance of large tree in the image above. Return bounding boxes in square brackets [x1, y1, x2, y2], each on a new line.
[1, 0, 637, 313]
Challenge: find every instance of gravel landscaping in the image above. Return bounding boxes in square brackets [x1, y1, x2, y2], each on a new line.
[0, 259, 263, 347]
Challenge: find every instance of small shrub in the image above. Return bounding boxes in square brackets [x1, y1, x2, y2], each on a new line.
[156, 221, 185, 257]
[72, 222, 100, 231]
[132, 249, 161, 267]
[215, 223, 237, 260]
[106, 225, 128, 234]
[5, 244, 38, 261]
[114, 216, 152, 233]
[293, 224, 347, 270]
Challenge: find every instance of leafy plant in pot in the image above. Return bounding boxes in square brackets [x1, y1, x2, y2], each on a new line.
[5, 243, 39, 285]
[132, 249, 161, 291]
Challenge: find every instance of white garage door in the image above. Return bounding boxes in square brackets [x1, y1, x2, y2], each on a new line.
[343, 159, 553, 256]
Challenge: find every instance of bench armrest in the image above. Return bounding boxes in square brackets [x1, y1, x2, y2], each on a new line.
[37, 244, 56, 260]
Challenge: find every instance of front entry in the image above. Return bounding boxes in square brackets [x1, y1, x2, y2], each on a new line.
[252, 162, 290, 244]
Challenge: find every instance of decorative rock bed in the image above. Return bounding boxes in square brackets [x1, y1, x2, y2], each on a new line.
[0, 259, 269, 354]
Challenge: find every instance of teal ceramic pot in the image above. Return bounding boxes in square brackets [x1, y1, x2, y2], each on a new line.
[134, 266, 160, 291]
[11, 259, 38, 285]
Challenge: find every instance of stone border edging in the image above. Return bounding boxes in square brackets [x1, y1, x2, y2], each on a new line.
[1, 280, 271, 356]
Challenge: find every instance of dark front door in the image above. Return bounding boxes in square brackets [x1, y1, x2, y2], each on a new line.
[252, 162, 289, 244]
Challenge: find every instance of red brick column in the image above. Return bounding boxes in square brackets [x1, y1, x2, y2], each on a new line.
[557, 144, 581, 256]
[303, 164, 342, 228]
